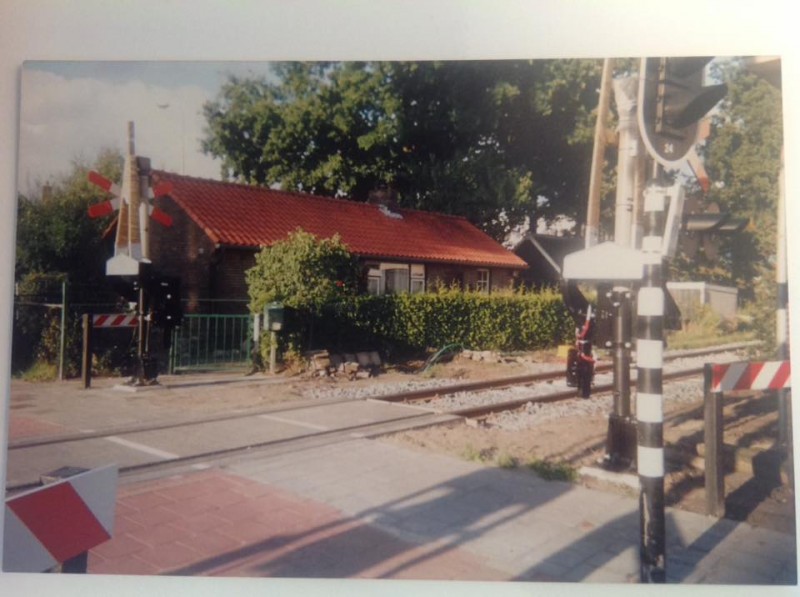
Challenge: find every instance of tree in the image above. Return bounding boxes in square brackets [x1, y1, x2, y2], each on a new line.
[246, 229, 361, 358]
[246, 228, 360, 315]
[670, 60, 783, 300]
[202, 60, 602, 240]
[13, 149, 123, 374]
[15, 148, 123, 284]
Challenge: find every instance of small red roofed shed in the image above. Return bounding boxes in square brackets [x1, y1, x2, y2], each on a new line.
[135, 171, 527, 312]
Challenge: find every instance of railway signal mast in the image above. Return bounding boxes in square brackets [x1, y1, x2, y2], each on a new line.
[635, 57, 727, 583]
[87, 122, 176, 385]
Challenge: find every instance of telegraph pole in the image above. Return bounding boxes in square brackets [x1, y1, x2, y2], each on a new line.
[585, 58, 614, 249]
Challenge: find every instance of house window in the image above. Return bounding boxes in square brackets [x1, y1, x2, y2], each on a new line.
[476, 269, 490, 293]
[410, 264, 425, 294]
[365, 262, 425, 295]
[384, 266, 409, 294]
[367, 275, 381, 295]
[366, 262, 382, 295]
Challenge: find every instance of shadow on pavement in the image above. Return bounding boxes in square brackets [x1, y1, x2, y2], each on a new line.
[166, 466, 573, 579]
[152, 459, 793, 583]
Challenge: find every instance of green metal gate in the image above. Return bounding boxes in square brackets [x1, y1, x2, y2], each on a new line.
[169, 314, 254, 372]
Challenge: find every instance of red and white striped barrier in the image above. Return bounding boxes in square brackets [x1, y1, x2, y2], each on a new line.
[3, 465, 118, 572]
[92, 314, 139, 328]
[711, 360, 791, 393]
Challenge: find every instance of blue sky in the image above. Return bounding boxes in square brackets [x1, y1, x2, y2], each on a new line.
[17, 61, 280, 194]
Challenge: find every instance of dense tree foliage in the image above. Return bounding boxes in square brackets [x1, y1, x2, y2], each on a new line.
[13, 149, 124, 374]
[670, 60, 783, 300]
[15, 148, 123, 284]
[202, 60, 603, 240]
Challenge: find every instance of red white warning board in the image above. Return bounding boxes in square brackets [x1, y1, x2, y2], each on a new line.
[3, 465, 118, 572]
[711, 361, 791, 393]
[92, 314, 139, 328]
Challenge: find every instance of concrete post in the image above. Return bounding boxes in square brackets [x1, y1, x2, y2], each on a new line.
[612, 75, 640, 249]
[270, 330, 277, 375]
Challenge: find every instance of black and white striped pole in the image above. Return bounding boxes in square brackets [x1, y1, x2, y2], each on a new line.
[636, 183, 667, 583]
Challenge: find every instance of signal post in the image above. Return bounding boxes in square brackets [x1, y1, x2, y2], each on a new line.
[566, 56, 731, 583]
[86, 122, 181, 385]
[633, 56, 729, 583]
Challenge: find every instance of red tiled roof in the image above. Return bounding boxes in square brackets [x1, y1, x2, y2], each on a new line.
[151, 171, 527, 269]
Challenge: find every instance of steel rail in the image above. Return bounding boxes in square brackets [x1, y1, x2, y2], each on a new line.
[448, 366, 704, 419]
[6, 364, 709, 495]
[376, 342, 753, 406]
[8, 342, 751, 451]
[4, 409, 448, 495]
[5, 343, 751, 495]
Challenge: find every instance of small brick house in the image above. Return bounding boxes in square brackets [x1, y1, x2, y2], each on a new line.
[138, 171, 527, 313]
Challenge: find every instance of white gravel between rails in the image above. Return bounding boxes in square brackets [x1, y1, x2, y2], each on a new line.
[299, 375, 471, 401]
[299, 349, 746, 429]
[485, 350, 743, 431]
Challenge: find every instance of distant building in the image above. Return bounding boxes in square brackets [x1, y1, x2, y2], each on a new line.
[666, 281, 739, 322]
[113, 171, 528, 312]
[512, 233, 584, 289]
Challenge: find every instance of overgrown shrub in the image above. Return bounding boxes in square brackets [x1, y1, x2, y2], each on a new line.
[246, 231, 573, 362]
[666, 303, 753, 351]
[739, 277, 779, 357]
[12, 273, 69, 374]
[246, 229, 360, 315]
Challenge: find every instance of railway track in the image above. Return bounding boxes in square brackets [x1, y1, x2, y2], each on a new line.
[5, 342, 751, 494]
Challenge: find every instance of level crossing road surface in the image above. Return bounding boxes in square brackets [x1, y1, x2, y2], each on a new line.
[3, 373, 797, 584]
[5, 384, 434, 489]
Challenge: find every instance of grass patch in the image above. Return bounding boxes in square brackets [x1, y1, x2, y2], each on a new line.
[527, 458, 578, 482]
[667, 329, 754, 350]
[496, 453, 519, 469]
[420, 364, 446, 379]
[461, 443, 496, 463]
[19, 361, 58, 382]
[665, 304, 754, 350]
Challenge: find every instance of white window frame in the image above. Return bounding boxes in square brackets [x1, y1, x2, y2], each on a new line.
[476, 269, 490, 293]
[365, 262, 425, 295]
[410, 264, 426, 294]
[383, 265, 409, 295]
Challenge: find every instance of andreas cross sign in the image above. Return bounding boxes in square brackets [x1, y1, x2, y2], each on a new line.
[87, 121, 173, 277]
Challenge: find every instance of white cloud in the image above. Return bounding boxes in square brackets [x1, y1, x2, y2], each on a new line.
[18, 67, 221, 194]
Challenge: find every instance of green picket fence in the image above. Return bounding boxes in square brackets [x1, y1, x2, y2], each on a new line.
[169, 314, 254, 372]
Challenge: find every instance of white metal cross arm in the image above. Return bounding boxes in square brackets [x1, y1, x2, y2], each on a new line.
[87, 170, 173, 227]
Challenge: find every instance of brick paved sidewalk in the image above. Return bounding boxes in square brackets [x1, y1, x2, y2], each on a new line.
[89, 469, 507, 580]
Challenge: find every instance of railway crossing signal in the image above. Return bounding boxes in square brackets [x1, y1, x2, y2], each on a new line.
[683, 212, 748, 233]
[85, 122, 181, 385]
[679, 197, 749, 259]
[638, 57, 727, 168]
[151, 276, 183, 329]
[87, 123, 173, 276]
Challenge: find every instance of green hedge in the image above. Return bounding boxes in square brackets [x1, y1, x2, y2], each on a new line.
[312, 287, 574, 355]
